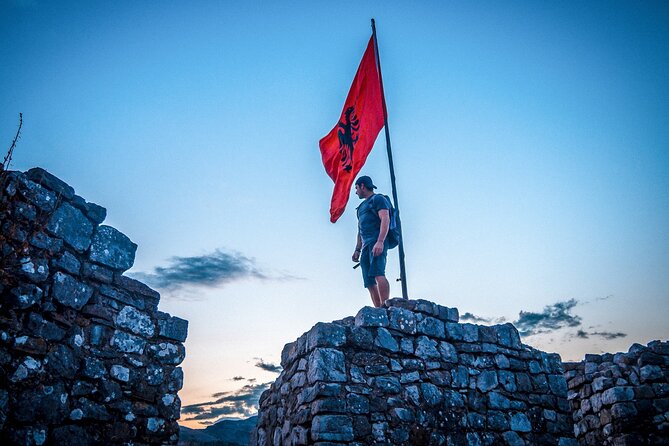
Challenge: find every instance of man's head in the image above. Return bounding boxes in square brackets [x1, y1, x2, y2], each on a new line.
[355, 175, 377, 199]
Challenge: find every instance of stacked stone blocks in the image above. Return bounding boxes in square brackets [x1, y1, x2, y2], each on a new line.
[564, 341, 669, 445]
[0, 168, 188, 445]
[253, 298, 576, 445]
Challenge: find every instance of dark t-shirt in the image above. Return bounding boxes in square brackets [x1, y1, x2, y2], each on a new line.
[357, 194, 391, 246]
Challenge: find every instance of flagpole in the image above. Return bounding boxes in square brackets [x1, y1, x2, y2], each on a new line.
[371, 18, 409, 300]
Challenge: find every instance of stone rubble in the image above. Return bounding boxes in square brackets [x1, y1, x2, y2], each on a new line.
[564, 340, 669, 445]
[1, 168, 188, 445]
[252, 298, 577, 445]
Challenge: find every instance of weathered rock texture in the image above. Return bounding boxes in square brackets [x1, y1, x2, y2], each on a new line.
[252, 298, 576, 445]
[0, 168, 188, 445]
[564, 341, 669, 445]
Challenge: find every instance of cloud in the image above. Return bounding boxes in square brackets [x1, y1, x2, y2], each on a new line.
[182, 382, 271, 423]
[596, 294, 614, 301]
[232, 376, 245, 381]
[255, 359, 282, 373]
[132, 249, 299, 293]
[514, 299, 582, 336]
[460, 312, 491, 323]
[576, 329, 589, 339]
[575, 329, 627, 340]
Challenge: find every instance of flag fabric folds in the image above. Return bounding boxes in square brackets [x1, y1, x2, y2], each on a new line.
[319, 37, 384, 223]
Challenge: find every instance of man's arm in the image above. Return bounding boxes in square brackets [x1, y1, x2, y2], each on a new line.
[372, 209, 390, 257]
[352, 232, 362, 262]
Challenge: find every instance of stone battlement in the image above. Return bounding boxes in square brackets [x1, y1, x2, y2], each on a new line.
[252, 298, 576, 445]
[0, 168, 188, 445]
[564, 341, 669, 445]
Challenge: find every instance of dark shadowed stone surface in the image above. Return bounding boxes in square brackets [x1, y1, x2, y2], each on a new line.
[26, 167, 75, 199]
[157, 312, 189, 342]
[9, 284, 43, 309]
[14, 383, 69, 424]
[307, 322, 347, 350]
[51, 251, 81, 275]
[46, 202, 93, 252]
[89, 225, 137, 271]
[564, 340, 669, 445]
[18, 176, 58, 212]
[1, 168, 186, 445]
[375, 327, 399, 352]
[308, 348, 346, 384]
[311, 415, 354, 441]
[52, 272, 93, 310]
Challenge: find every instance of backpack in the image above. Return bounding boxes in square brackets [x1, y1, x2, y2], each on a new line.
[381, 195, 401, 250]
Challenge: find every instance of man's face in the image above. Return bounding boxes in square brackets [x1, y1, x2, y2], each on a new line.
[355, 183, 364, 199]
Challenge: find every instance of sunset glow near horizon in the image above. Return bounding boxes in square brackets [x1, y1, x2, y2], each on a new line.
[2, 0, 668, 429]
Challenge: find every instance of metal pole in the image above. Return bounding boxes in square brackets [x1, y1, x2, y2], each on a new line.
[371, 19, 409, 300]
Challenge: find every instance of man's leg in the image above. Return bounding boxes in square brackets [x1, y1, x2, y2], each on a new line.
[375, 275, 389, 306]
[367, 284, 381, 307]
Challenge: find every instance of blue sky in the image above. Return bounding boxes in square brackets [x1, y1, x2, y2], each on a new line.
[2, 0, 668, 428]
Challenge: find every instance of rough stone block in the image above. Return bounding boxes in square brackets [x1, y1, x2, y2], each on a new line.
[17, 176, 58, 211]
[601, 386, 634, 405]
[26, 167, 75, 199]
[89, 225, 137, 271]
[640, 365, 663, 382]
[307, 322, 347, 351]
[496, 323, 522, 349]
[51, 251, 81, 275]
[52, 272, 93, 310]
[477, 370, 499, 392]
[611, 401, 638, 418]
[84, 202, 107, 224]
[510, 412, 532, 432]
[417, 316, 446, 339]
[47, 202, 94, 252]
[388, 307, 417, 334]
[415, 336, 440, 359]
[9, 284, 43, 309]
[354, 307, 388, 327]
[149, 342, 185, 365]
[157, 313, 189, 342]
[116, 306, 155, 337]
[307, 348, 346, 384]
[374, 327, 399, 352]
[311, 415, 353, 442]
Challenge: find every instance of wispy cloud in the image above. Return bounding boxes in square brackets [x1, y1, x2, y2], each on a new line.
[182, 382, 271, 423]
[595, 294, 614, 301]
[514, 299, 582, 336]
[132, 249, 299, 293]
[254, 358, 282, 373]
[460, 312, 491, 323]
[576, 329, 627, 340]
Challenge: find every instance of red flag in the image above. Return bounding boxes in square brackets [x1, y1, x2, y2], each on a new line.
[320, 37, 384, 223]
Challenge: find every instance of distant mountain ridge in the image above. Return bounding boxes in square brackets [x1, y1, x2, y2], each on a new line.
[179, 416, 257, 446]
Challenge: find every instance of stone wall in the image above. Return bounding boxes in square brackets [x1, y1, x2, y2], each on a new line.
[564, 341, 669, 445]
[252, 298, 576, 445]
[0, 168, 188, 445]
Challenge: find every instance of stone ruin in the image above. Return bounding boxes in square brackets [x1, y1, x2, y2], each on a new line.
[0, 167, 188, 445]
[3, 166, 667, 445]
[564, 341, 669, 445]
[252, 298, 577, 446]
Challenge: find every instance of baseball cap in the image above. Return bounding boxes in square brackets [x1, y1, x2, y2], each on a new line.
[355, 175, 377, 189]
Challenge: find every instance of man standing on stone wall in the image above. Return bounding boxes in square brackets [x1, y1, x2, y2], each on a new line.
[352, 175, 391, 307]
